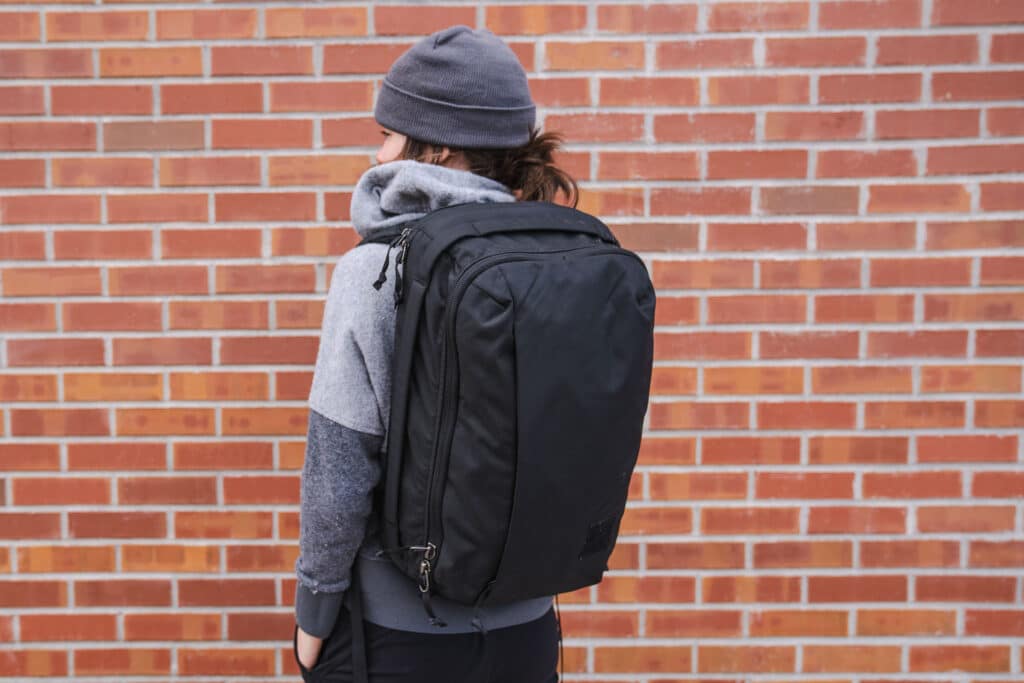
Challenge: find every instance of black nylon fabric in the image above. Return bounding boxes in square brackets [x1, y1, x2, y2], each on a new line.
[361, 201, 655, 607]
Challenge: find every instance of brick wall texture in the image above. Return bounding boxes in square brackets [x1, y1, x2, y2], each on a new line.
[1, 0, 1023, 680]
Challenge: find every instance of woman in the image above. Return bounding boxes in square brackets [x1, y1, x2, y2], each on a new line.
[292, 25, 578, 683]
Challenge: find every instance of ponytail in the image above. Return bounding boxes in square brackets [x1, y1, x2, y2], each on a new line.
[400, 127, 580, 208]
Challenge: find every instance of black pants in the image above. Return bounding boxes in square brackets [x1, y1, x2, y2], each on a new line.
[292, 606, 560, 683]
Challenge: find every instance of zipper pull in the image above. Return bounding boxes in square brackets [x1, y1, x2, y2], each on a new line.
[417, 545, 446, 627]
[393, 226, 412, 307]
[372, 230, 406, 291]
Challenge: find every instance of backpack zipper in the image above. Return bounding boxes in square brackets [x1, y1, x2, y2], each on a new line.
[420, 243, 642, 601]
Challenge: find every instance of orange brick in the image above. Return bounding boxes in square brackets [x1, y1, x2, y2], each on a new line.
[107, 192, 207, 223]
[918, 505, 1016, 533]
[177, 648, 275, 676]
[861, 540, 959, 567]
[13, 476, 109, 505]
[702, 507, 800, 535]
[646, 609, 741, 638]
[918, 434, 1018, 463]
[867, 330, 968, 358]
[703, 436, 801, 465]
[648, 542, 745, 570]
[10, 407, 109, 436]
[858, 608, 957, 636]
[0, 48, 92, 78]
[374, 5, 476, 36]
[100, 47, 202, 77]
[756, 472, 854, 499]
[597, 3, 697, 33]
[269, 154, 367, 185]
[123, 545, 220, 574]
[649, 401, 749, 429]
[709, 2, 809, 30]
[124, 613, 222, 641]
[922, 365, 1021, 393]
[169, 372, 268, 401]
[223, 474, 300, 504]
[64, 373, 162, 402]
[117, 408, 215, 436]
[211, 46, 312, 76]
[754, 541, 853, 568]
[618, 506, 692, 535]
[809, 506, 907, 535]
[74, 648, 171, 676]
[597, 576, 695, 603]
[485, 4, 587, 34]
[156, 9, 257, 39]
[0, 375, 57, 402]
[546, 41, 644, 70]
[657, 39, 755, 69]
[704, 575, 801, 603]
[215, 265, 316, 294]
[265, 7, 366, 37]
[704, 366, 803, 395]
[173, 443, 274, 472]
[0, 303, 56, 332]
[222, 408, 308, 436]
[649, 472, 746, 501]
[160, 157, 261, 187]
[910, 645, 1011, 672]
[808, 435, 909, 464]
[758, 401, 857, 429]
[67, 442, 166, 471]
[47, 11, 148, 41]
[214, 193, 316, 222]
[970, 540, 1024, 568]
[69, 513, 166, 539]
[637, 437, 697, 466]
[19, 546, 116, 573]
[594, 645, 690, 674]
[169, 301, 268, 330]
[276, 371, 313, 400]
[809, 575, 907, 602]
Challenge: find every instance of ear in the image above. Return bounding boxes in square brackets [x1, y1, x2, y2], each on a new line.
[437, 147, 452, 164]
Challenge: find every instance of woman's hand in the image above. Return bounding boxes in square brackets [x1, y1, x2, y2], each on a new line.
[296, 626, 324, 670]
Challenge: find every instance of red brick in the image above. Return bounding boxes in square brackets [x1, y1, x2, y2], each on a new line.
[698, 645, 796, 673]
[977, 329, 1024, 357]
[754, 541, 853, 568]
[0, 231, 45, 260]
[123, 614, 222, 643]
[761, 259, 861, 288]
[702, 508, 800, 535]
[869, 184, 970, 213]
[0, 11, 39, 40]
[271, 81, 370, 113]
[820, 0, 921, 28]
[982, 256, 1024, 285]
[756, 473, 853, 499]
[0, 375, 58, 402]
[649, 401, 749, 429]
[54, 229, 151, 260]
[13, 476, 110, 504]
[64, 373, 162, 402]
[651, 187, 751, 216]
[1, 194, 101, 225]
[269, 154, 366, 186]
[0, 512, 60, 539]
[162, 228, 262, 259]
[597, 3, 697, 33]
[858, 609, 957, 636]
[925, 293, 1024, 322]
[116, 408, 215, 437]
[809, 435, 909, 464]
[109, 265, 207, 296]
[650, 472, 746, 501]
[765, 111, 864, 141]
[485, 4, 587, 34]
[21, 614, 117, 641]
[618, 507, 693, 535]
[655, 113, 755, 142]
[982, 182, 1024, 211]
[0, 159, 44, 191]
[0, 86, 44, 116]
[323, 43, 411, 74]
[162, 83, 262, 114]
[766, 37, 866, 66]
[804, 645, 903, 673]
[863, 471, 962, 498]
[0, 48, 92, 78]
[988, 107, 1024, 135]
[965, 609, 1024, 636]
[169, 372, 268, 401]
[47, 10, 148, 41]
[374, 5, 476, 36]
[929, 143, 1024, 174]
[976, 400, 1024, 427]
[703, 575, 801, 602]
[815, 295, 915, 324]
[877, 108, 980, 139]
[709, 2, 809, 30]
[878, 34, 979, 64]
[0, 303, 56, 332]
[638, 437, 698, 466]
[598, 77, 699, 106]
[918, 505, 1017, 533]
[820, 73, 922, 103]
[934, 71, 1024, 101]
[64, 302, 162, 332]
[593, 645, 690, 674]
[760, 331, 859, 358]
[10, 409, 109, 436]
[113, 338, 211, 366]
[811, 368, 917, 395]
[921, 365, 1020, 394]
[865, 399, 966, 427]
[160, 157, 261, 187]
[0, 122, 95, 151]
[809, 575, 907, 602]
[704, 366, 803, 395]
[215, 265, 315, 294]
[919, 576, 1017, 603]
[862, 540, 960, 567]
[750, 610, 848, 637]
[52, 84, 151, 116]
[817, 149, 917, 178]
[657, 39, 754, 69]
[760, 186, 859, 215]
[215, 193, 316, 222]
[809, 506, 906, 534]
[69, 513, 166, 539]
[107, 193, 207, 223]
[156, 8, 258, 39]
[546, 41, 644, 71]
[100, 47, 201, 77]
[708, 150, 807, 179]
[175, 510, 274, 537]
[545, 113, 643, 142]
[647, 542, 745, 570]
[75, 581, 169, 606]
[105, 120, 203, 151]
[169, 302, 268, 331]
[212, 119, 312, 149]
[7, 339, 104, 367]
[211, 46, 312, 76]
[702, 436, 801, 465]
[970, 540, 1024, 567]
[647, 610, 741, 638]
[927, 220, 1024, 249]
[758, 401, 857, 429]
[933, 0, 1024, 25]
[708, 76, 809, 105]
[918, 434, 1018, 463]
[817, 221, 916, 250]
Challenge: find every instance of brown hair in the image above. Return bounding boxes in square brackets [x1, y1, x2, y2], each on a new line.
[400, 127, 579, 208]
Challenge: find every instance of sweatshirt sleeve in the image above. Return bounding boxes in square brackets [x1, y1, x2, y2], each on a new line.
[294, 245, 396, 637]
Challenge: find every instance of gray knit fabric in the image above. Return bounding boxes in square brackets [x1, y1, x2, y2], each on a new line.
[295, 160, 552, 637]
[374, 25, 536, 149]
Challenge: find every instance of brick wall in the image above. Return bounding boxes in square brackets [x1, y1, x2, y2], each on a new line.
[1, 1, 1022, 680]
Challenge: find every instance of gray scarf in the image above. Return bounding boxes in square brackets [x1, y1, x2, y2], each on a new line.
[349, 159, 516, 241]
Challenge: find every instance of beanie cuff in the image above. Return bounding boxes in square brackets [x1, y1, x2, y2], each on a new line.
[375, 80, 535, 150]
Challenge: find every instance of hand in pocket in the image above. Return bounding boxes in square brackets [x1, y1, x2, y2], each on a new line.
[295, 624, 324, 671]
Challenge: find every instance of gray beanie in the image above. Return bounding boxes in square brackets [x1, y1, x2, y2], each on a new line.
[374, 25, 536, 149]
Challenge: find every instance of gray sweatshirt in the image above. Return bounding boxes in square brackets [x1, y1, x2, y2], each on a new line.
[294, 160, 553, 638]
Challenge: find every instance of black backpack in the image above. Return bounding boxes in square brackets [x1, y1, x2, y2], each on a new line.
[356, 200, 656, 623]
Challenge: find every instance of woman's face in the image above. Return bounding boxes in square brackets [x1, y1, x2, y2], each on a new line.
[376, 128, 408, 164]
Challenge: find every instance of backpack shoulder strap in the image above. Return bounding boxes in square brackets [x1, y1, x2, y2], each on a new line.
[356, 231, 402, 247]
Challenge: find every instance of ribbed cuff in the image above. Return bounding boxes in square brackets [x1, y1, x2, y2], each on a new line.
[294, 582, 345, 639]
